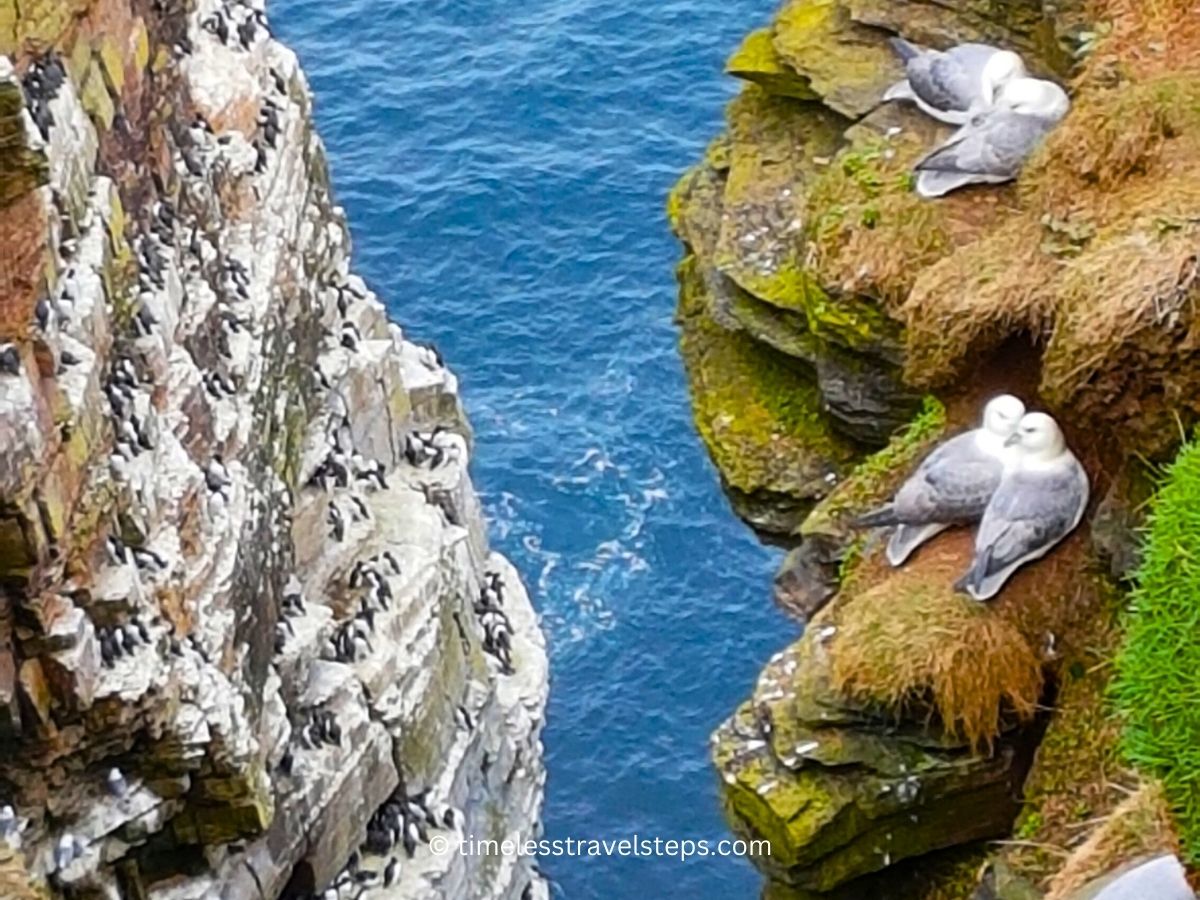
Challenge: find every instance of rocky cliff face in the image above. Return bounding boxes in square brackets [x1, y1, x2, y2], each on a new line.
[673, 0, 1200, 897]
[0, 1, 547, 898]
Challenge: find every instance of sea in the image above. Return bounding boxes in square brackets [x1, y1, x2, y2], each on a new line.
[271, 1, 791, 896]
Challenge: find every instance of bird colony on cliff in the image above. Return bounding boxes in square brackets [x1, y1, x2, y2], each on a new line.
[855, 395, 1089, 601]
[883, 38, 1071, 197]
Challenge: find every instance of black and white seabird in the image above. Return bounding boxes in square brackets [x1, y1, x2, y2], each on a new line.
[0, 345, 21, 376]
[107, 767, 128, 798]
[383, 856, 399, 886]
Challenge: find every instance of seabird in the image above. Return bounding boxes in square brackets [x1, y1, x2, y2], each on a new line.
[206, 456, 231, 493]
[348, 495, 370, 521]
[327, 503, 345, 542]
[0, 345, 21, 375]
[132, 546, 167, 571]
[35, 298, 55, 332]
[106, 767, 127, 798]
[853, 394, 1025, 565]
[100, 634, 116, 666]
[54, 833, 78, 871]
[106, 535, 132, 566]
[454, 705, 473, 731]
[383, 856, 399, 886]
[883, 39, 1028, 124]
[1092, 855, 1194, 900]
[914, 77, 1070, 198]
[956, 412, 1089, 600]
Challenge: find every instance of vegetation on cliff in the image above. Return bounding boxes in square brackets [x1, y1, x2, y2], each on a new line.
[1113, 436, 1200, 861]
[674, 0, 1200, 895]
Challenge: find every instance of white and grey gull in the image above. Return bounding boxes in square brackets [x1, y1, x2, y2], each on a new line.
[853, 394, 1025, 566]
[956, 411, 1088, 600]
[883, 38, 1028, 124]
[914, 76, 1070, 197]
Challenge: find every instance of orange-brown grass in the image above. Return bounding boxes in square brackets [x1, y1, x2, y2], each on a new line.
[898, 217, 1060, 386]
[1089, 0, 1200, 82]
[826, 526, 1098, 751]
[1044, 781, 1179, 899]
[1021, 73, 1200, 215]
[1041, 218, 1200, 432]
[812, 192, 953, 305]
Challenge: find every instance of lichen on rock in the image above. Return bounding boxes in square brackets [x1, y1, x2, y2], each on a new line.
[677, 0, 1200, 895]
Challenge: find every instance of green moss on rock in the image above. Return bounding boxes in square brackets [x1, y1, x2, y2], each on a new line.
[676, 255, 857, 532]
[771, 0, 901, 119]
[727, 28, 820, 100]
[714, 86, 844, 314]
[0, 78, 49, 205]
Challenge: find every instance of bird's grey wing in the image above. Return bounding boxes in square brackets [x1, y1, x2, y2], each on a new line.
[919, 456, 1002, 516]
[909, 53, 977, 112]
[917, 111, 1052, 178]
[972, 465, 1086, 574]
[1093, 855, 1193, 900]
[946, 43, 1003, 67]
[895, 434, 1001, 519]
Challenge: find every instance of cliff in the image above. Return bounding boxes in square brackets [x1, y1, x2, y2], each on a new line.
[0, 1, 547, 898]
[671, 0, 1200, 897]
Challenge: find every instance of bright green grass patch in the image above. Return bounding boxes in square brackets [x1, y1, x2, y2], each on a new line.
[1111, 437, 1200, 860]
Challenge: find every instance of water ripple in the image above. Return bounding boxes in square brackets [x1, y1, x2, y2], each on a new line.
[273, 0, 791, 896]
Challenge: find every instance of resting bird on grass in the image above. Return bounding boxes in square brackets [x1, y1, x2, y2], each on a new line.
[956, 412, 1088, 601]
[883, 38, 1028, 125]
[914, 76, 1070, 198]
[853, 394, 1025, 566]
[1091, 855, 1195, 900]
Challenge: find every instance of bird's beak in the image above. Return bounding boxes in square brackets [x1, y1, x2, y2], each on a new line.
[1004, 433, 1021, 447]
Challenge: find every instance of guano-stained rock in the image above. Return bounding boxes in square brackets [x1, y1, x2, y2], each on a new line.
[0, 2, 548, 899]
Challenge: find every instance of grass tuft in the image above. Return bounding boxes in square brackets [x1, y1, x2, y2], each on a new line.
[1112, 437, 1200, 861]
[829, 569, 1045, 752]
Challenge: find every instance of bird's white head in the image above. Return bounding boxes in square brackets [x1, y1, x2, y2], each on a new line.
[996, 77, 1070, 121]
[1005, 411, 1067, 461]
[981, 394, 1025, 438]
[980, 50, 1028, 106]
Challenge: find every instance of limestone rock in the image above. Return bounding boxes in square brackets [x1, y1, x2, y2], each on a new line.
[0, 3, 547, 899]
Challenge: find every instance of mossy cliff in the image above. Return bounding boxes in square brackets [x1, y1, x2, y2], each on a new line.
[672, 0, 1200, 896]
[0, 1, 547, 898]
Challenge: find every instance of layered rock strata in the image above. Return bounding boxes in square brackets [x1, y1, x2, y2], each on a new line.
[0, 1, 547, 898]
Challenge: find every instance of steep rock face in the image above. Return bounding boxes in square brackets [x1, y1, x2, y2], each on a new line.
[668, 0, 1096, 534]
[0, 2, 547, 898]
[677, 0, 1200, 896]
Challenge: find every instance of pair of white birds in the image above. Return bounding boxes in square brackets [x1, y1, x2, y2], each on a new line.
[882, 38, 1071, 197]
[854, 394, 1089, 601]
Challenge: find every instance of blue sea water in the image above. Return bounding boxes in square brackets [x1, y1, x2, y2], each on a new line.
[271, 1, 790, 897]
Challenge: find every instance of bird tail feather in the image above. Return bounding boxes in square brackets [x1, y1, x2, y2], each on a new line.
[954, 545, 994, 600]
[888, 36, 921, 61]
[886, 522, 950, 567]
[882, 78, 915, 103]
[916, 170, 983, 198]
[852, 504, 898, 529]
